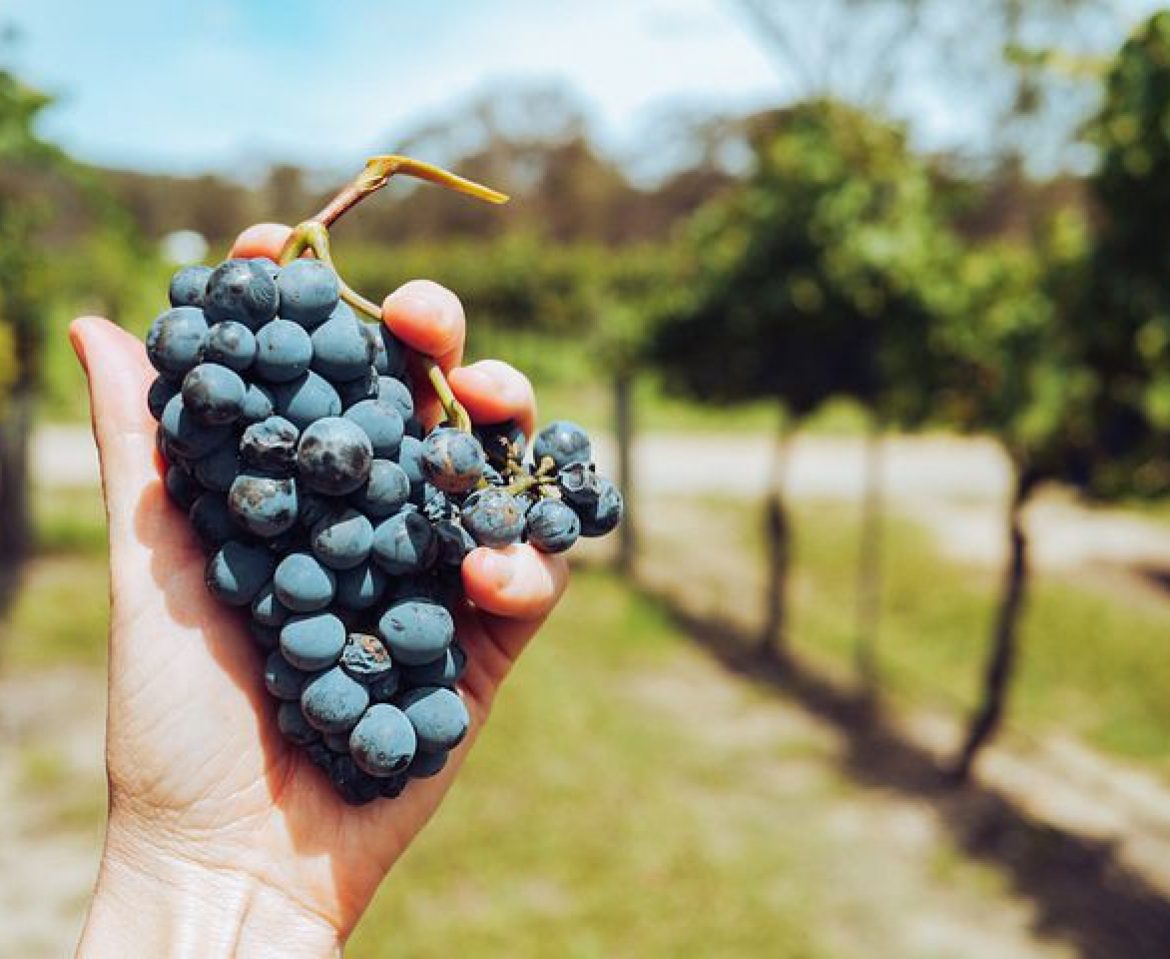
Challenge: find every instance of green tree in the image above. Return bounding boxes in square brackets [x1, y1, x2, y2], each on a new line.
[649, 99, 957, 663]
[947, 12, 1170, 780]
[0, 67, 64, 579]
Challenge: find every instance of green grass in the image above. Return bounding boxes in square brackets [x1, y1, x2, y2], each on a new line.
[348, 570, 1015, 959]
[657, 496, 1170, 778]
[33, 485, 107, 556]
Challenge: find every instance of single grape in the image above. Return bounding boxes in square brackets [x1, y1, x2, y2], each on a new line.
[310, 508, 374, 570]
[461, 488, 525, 547]
[147, 377, 179, 422]
[228, 473, 299, 538]
[334, 561, 389, 611]
[349, 704, 417, 777]
[475, 420, 527, 471]
[296, 417, 374, 495]
[254, 319, 313, 383]
[194, 440, 242, 493]
[276, 259, 339, 329]
[311, 304, 374, 381]
[371, 511, 438, 575]
[168, 265, 212, 308]
[264, 650, 307, 701]
[300, 666, 370, 734]
[164, 464, 203, 510]
[557, 462, 602, 508]
[189, 493, 238, 548]
[421, 427, 486, 494]
[241, 382, 276, 424]
[239, 416, 299, 474]
[344, 399, 404, 459]
[399, 686, 469, 751]
[146, 307, 209, 381]
[350, 459, 411, 519]
[206, 540, 276, 606]
[402, 644, 466, 687]
[280, 612, 346, 671]
[202, 321, 257, 372]
[338, 632, 395, 682]
[273, 551, 337, 613]
[376, 376, 414, 421]
[525, 498, 580, 554]
[204, 258, 279, 329]
[269, 371, 342, 430]
[407, 749, 449, 779]
[577, 477, 623, 537]
[251, 581, 291, 628]
[433, 519, 476, 567]
[180, 363, 247, 427]
[533, 420, 591, 470]
[277, 700, 320, 746]
[378, 599, 454, 666]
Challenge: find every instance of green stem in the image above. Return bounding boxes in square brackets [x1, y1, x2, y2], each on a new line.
[312, 155, 508, 229]
[277, 156, 508, 435]
[279, 221, 472, 432]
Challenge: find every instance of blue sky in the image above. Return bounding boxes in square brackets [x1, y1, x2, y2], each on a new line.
[5, 0, 1166, 178]
[4, 0, 782, 175]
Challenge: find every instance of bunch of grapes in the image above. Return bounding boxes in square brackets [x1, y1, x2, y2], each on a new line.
[143, 160, 621, 805]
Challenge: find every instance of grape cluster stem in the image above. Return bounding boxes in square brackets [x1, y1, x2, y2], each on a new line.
[277, 156, 510, 436]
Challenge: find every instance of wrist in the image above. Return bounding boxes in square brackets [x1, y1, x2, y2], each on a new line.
[77, 815, 342, 959]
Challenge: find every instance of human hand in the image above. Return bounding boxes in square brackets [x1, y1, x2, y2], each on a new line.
[74, 224, 568, 958]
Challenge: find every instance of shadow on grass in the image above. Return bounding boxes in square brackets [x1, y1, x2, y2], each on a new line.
[637, 582, 1170, 959]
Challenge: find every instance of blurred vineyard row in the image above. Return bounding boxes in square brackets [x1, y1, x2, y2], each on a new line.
[7, 10, 1170, 780]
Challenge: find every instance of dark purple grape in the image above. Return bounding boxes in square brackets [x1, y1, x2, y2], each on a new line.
[461, 488, 525, 548]
[203, 321, 257, 372]
[204, 259, 279, 329]
[228, 473, 299, 538]
[168, 265, 212, 308]
[378, 599, 454, 666]
[240, 416, 299, 474]
[296, 417, 373, 495]
[371, 511, 438, 575]
[577, 478, 623, 537]
[525, 498, 580, 554]
[533, 420, 591, 470]
[146, 307, 208, 381]
[277, 259, 339, 329]
[181, 363, 247, 426]
[349, 704, 416, 777]
[420, 428, 485, 494]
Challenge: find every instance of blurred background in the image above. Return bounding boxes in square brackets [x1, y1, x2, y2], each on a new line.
[5, 0, 1170, 956]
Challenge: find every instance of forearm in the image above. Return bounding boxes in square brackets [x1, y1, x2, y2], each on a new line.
[77, 821, 342, 959]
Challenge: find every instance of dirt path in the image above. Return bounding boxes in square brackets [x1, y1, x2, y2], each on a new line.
[0, 669, 106, 958]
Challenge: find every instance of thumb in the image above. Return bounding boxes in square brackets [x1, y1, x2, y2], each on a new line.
[70, 316, 161, 534]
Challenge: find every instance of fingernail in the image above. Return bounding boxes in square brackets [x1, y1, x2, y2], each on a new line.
[478, 551, 514, 590]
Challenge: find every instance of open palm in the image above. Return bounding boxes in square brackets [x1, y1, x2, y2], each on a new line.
[74, 226, 567, 949]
